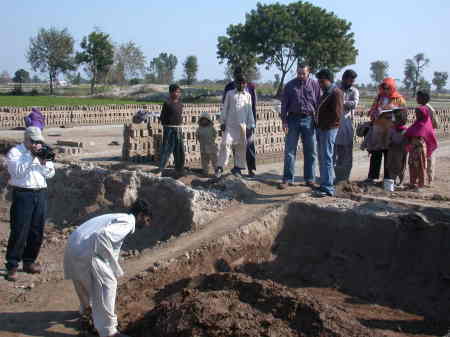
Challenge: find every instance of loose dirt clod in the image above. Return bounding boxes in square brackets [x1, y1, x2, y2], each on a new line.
[125, 273, 382, 337]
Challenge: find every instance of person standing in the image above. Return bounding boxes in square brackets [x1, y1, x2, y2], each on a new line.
[223, 67, 258, 176]
[4, 127, 55, 281]
[334, 69, 359, 183]
[365, 78, 406, 182]
[196, 111, 218, 176]
[158, 84, 185, 176]
[64, 199, 152, 337]
[416, 90, 439, 185]
[216, 74, 255, 178]
[279, 64, 321, 189]
[314, 69, 344, 197]
[405, 105, 438, 190]
[24, 107, 45, 130]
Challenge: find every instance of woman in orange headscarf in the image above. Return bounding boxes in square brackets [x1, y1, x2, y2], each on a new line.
[365, 78, 406, 182]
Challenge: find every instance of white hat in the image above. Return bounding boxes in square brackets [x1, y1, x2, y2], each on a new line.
[25, 126, 45, 143]
[199, 111, 212, 121]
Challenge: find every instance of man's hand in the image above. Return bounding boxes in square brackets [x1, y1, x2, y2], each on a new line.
[282, 122, 288, 134]
[220, 124, 226, 132]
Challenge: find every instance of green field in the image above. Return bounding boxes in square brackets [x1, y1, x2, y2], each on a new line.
[0, 95, 143, 107]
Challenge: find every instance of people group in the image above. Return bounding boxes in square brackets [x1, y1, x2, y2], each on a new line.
[2, 63, 441, 337]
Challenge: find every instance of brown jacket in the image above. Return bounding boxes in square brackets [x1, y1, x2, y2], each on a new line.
[317, 87, 344, 130]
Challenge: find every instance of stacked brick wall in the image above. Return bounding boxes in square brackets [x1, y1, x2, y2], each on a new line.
[1, 103, 449, 166]
[122, 103, 450, 165]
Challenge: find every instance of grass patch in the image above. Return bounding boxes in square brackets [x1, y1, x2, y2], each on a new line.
[0, 95, 144, 107]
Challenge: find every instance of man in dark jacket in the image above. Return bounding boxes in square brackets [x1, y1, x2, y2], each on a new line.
[314, 69, 344, 197]
[157, 84, 185, 176]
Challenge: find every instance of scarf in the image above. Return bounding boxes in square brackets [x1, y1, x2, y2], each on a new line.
[405, 105, 438, 157]
[24, 108, 45, 130]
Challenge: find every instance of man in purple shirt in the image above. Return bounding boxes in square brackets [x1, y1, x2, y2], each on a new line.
[279, 64, 321, 189]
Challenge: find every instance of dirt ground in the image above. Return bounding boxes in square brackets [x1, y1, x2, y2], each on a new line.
[1, 126, 450, 337]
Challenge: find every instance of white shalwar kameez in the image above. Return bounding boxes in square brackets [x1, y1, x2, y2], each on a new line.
[64, 213, 135, 337]
[218, 89, 255, 169]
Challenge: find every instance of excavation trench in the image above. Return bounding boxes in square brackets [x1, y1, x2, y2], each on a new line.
[116, 195, 450, 337]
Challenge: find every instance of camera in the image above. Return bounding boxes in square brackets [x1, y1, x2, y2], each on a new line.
[36, 144, 56, 161]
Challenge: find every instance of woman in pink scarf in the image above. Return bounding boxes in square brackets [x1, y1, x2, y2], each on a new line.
[405, 105, 438, 188]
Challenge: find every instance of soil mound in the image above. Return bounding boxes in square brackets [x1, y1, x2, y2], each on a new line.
[125, 273, 381, 337]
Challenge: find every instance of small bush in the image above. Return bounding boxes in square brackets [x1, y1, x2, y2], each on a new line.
[9, 85, 24, 96]
[30, 88, 40, 96]
[129, 78, 142, 85]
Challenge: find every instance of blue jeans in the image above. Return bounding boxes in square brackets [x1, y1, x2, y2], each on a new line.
[282, 114, 317, 183]
[317, 128, 338, 195]
[159, 126, 185, 171]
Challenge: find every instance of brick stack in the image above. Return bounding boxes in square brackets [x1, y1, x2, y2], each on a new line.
[121, 103, 450, 166]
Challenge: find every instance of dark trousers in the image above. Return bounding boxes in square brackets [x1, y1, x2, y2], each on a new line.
[159, 126, 185, 171]
[6, 189, 48, 270]
[246, 128, 256, 171]
[368, 150, 388, 180]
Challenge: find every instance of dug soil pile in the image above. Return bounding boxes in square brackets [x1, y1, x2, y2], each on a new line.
[126, 272, 382, 337]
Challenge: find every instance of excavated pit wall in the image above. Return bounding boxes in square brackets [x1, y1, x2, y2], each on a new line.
[117, 194, 450, 331]
[0, 163, 227, 248]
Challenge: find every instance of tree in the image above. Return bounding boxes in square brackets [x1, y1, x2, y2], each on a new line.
[13, 69, 31, 85]
[31, 75, 42, 83]
[27, 27, 76, 94]
[370, 61, 389, 84]
[217, 24, 259, 82]
[403, 53, 430, 96]
[183, 55, 198, 85]
[0, 71, 11, 84]
[417, 77, 431, 92]
[147, 53, 178, 84]
[218, 2, 358, 96]
[76, 29, 114, 94]
[432, 71, 448, 93]
[112, 41, 146, 84]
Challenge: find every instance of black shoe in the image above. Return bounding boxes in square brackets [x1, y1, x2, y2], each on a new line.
[23, 263, 41, 274]
[278, 182, 288, 190]
[215, 167, 223, 178]
[5, 268, 18, 282]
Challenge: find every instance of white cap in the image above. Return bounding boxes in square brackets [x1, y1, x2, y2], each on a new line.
[24, 126, 45, 143]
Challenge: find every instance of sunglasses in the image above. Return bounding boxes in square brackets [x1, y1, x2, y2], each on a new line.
[30, 139, 43, 145]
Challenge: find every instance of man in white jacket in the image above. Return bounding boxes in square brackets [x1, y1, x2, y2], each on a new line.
[216, 75, 255, 178]
[64, 199, 151, 337]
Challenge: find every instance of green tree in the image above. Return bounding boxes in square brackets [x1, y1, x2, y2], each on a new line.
[417, 77, 431, 92]
[31, 75, 42, 83]
[432, 71, 448, 93]
[183, 55, 198, 85]
[217, 24, 259, 82]
[370, 60, 389, 84]
[27, 27, 76, 94]
[76, 29, 114, 94]
[12, 69, 30, 84]
[147, 53, 178, 84]
[218, 2, 358, 96]
[112, 41, 146, 84]
[403, 53, 430, 96]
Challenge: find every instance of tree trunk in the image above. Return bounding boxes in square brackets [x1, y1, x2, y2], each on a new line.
[90, 71, 95, 95]
[49, 73, 54, 95]
[275, 71, 287, 99]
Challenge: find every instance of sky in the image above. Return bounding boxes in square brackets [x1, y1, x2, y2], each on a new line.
[1, 0, 449, 87]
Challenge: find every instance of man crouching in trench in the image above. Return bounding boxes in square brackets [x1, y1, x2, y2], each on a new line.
[64, 199, 152, 337]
